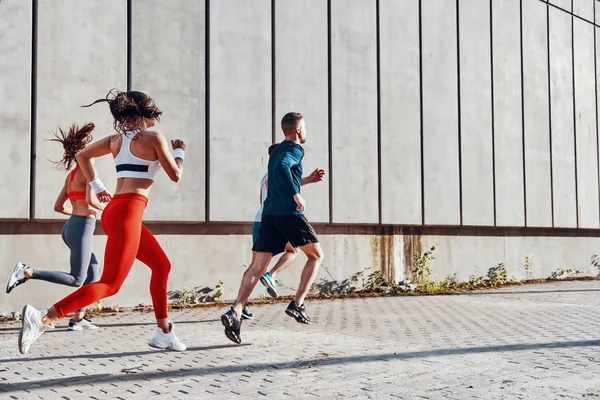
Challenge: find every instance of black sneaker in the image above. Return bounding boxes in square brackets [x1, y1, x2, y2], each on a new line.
[68, 316, 98, 331]
[221, 308, 242, 344]
[285, 300, 312, 324]
[241, 304, 254, 320]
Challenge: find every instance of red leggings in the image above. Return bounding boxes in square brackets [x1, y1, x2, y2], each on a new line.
[54, 194, 171, 319]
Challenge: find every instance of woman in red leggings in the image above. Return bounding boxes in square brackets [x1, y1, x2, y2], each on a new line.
[18, 89, 187, 354]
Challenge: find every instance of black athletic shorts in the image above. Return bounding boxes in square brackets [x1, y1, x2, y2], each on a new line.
[252, 214, 319, 255]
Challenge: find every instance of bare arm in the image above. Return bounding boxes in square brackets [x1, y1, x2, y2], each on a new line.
[75, 136, 112, 181]
[301, 168, 326, 186]
[54, 184, 72, 216]
[75, 136, 113, 203]
[154, 133, 184, 183]
[85, 181, 105, 211]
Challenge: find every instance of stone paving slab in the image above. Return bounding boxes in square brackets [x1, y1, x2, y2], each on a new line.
[0, 280, 599, 399]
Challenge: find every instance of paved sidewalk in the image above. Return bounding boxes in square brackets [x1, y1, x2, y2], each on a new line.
[1, 280, 599, 399]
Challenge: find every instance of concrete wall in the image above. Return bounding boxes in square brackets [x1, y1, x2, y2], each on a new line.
[209, 0, 271, 222]
[330, 0, 378, 223]
[379, 0, 421, 225]
[420, 232, 600, 282]
[0, 228, 384, 312]
[549, 7, 577, 228]
[5, 0, 599, 228]
[0, 1, 31, 220]
[422, 0, 460, 226]
[131, 0, 206, 222]
[1, 225, 599, 313]
[459, 0, 494, 226]
[522, 0, 552, 228]
[492, 0, 525, 227]
[35, 0, 126, 220]
[573, 19, 600, 229]
[275, 0, 330, 223]
[2, 0, 600, 312]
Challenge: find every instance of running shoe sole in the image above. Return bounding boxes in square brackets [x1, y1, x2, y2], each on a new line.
[260, 276, 278, 298]
[18, 305, 28, 354]
[285, 308, 312, 325]
[148, 342, 180, 351]
[68, 325, 98, 331]
[221, 314, 241, 344]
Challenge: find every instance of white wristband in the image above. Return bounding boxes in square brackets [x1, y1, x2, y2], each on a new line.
[89, 177, 106, 194]
[173, 148, 185, 160]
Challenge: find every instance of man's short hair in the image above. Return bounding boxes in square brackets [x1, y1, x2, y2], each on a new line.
[281, 112, 303, 133]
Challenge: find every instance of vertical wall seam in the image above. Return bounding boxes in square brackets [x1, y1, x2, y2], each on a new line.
[456, 0, 463, 225]
[271, 0, 276, 144]
[205, 0, 211, 222]
[520, 0, 528, 226]
[327, 0, 333, 224]
[376, 0, 382, 225]
[572, 1, 580, 227]
[29, 0, 38, 221]
[547, 2, 555, 227]
[490, 0, 497, 227]
[126, 0, 132, 91]
[418, 0, 425, 226]
[595, 0, 600, 227]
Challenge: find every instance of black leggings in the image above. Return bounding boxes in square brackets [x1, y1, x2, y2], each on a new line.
[32, 215, 100, 311]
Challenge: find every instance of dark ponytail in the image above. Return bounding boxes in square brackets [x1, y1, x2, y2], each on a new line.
[49, 122, 95, 171]
[83, 88, 162, 133]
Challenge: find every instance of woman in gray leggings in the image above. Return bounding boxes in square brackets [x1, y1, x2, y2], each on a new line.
[6, 122, 105, 331]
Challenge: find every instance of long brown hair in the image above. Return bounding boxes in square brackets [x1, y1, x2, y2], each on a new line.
[49, 122, 95, 171]
[82, 88, 162, 133]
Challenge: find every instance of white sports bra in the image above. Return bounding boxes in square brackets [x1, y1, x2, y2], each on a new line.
[114, 131, 161, 181]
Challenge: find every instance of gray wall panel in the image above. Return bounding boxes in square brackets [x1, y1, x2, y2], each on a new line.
[597, 28, 600, 219]
[573, 0, 594, 22]
[379, 0, 421, 225]
[493, 0, 525, 227]
[522, 0, 553, 227]
[209, 0, 271, 222]
[422, 0, 460, 225]
[331, 0, 378, 223]
[35, 0, 127, 220]
[549, 8, 577, 228]
[275, 0, 329, 223]
[0, 0, 31, 219]
[131, 0, 205, 222]
[574, 20, 600, 228]
[549, 0, 571, 12]
[459, 0, 494, 226]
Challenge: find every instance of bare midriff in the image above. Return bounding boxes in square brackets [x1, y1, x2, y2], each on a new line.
[113, 177, 154, 199]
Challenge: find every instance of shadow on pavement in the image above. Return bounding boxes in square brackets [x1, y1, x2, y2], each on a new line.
[0, 343, 250, 364]
[1, 339, 598, 393]
[0, 318, 221, 333]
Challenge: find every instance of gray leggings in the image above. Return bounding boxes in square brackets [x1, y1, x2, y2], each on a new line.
[32, 215, 100, 312]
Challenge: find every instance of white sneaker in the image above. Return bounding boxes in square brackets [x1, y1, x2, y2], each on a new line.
[68, 316, 98, 331]
[6, 262, 29, 294]
[18, 305, 54, 354]
[148, 322, 186, 351]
